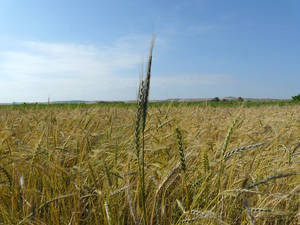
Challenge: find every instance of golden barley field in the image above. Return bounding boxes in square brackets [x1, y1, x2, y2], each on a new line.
[0, 104, 299, 225]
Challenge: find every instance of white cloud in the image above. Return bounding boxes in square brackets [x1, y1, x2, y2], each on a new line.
[0, 36, 151, 102]
[0, 35, 230, 102]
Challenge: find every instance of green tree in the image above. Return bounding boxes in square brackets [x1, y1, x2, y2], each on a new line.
[238, 97, 244, 102]
[292, 94, 300, 101]
[212, 97, 220, 102]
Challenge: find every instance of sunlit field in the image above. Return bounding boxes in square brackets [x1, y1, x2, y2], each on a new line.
[0, 103, 299, 225]
[2, 1, 300, 224]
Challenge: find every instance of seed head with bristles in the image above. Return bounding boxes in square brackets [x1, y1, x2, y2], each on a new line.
[176, 128, 186, 172]
[247, 172, 297, 189]
[224, 142, 265, 159]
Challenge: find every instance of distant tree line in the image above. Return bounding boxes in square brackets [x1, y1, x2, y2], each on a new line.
[211, 97, 244, 102]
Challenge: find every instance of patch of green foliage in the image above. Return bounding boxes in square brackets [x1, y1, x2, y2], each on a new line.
[292, 94, 300, 101]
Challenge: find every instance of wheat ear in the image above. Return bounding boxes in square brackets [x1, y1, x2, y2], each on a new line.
[224, 142, 265, 159]
[247, 172, 297, 189]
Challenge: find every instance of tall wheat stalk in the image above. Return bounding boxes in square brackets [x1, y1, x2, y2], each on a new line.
[135, 36, 155, 224]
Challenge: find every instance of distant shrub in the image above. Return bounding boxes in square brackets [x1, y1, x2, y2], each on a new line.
[212, 97, 220, 102]
[238, 97, 244, 102]
[292, 94, 300, 101]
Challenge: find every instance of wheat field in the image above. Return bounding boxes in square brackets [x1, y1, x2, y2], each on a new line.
[0, 103, 299, 225]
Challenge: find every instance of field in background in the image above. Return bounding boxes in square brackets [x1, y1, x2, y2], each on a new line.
[0, 104, 299, 224]
[0, 99, 299, 110]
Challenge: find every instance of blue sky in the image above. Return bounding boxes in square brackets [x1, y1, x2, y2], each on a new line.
[0, 0, 300, 102]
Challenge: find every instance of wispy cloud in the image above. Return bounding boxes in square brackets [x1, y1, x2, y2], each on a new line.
[1, 37, 148, 78]
[0, 35, 230, 102]
[0, 35, 151, 102]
